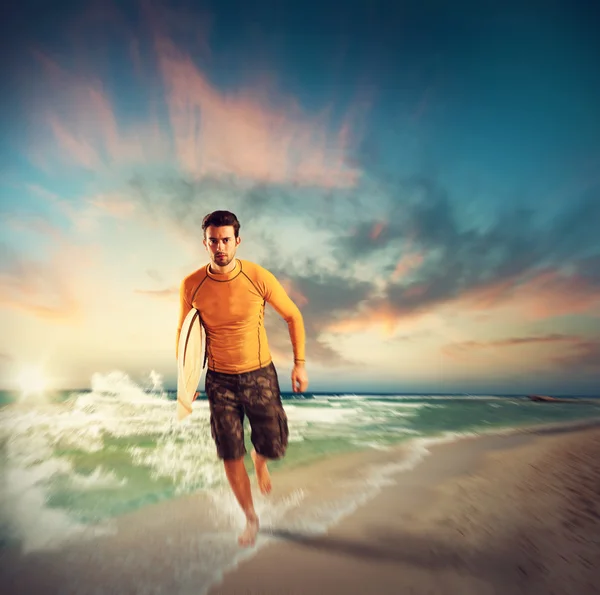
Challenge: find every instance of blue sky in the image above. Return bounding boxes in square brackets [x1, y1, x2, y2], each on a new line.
[0, 0, 599, 395]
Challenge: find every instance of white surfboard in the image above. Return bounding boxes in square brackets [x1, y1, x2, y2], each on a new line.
[177, 308, 205, 421]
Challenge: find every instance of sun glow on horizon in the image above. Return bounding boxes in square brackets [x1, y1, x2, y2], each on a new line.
[16, 365, 49, 396]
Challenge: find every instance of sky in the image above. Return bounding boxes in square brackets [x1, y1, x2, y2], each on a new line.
[0, 0, 599, 395]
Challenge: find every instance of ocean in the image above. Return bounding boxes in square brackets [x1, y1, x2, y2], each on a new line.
[1, 370, 599, 592]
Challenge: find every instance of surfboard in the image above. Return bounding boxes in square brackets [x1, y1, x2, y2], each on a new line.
[177, 308, 205, 421]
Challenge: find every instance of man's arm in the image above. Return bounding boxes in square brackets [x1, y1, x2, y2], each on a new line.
[259, 269, 309, 392]
[176, 279, 192, 360]
[260, 271, 306, 366]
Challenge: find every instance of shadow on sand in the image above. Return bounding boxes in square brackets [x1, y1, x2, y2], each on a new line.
[264, 526, 537, 589]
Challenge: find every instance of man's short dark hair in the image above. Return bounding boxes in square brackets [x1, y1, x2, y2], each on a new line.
[202, 210, 241, 238]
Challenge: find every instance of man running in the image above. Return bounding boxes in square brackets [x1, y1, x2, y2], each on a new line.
[176, 210, 308, 547]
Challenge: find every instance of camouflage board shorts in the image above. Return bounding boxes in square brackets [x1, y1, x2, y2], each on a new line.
[205, 362, 289, 461]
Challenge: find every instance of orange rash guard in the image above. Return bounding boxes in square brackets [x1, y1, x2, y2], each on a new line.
[176, 259, 306, 374]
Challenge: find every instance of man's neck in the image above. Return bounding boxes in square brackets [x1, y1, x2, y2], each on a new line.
[209, 258, 237, 275]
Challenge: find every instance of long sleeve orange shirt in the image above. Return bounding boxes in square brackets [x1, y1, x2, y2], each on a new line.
[176, 259, 306, 374]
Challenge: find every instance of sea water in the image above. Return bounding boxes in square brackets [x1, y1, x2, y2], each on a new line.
[1, 370, 599, 589]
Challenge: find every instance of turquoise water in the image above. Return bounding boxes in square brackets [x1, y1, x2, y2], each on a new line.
[1, 371, 599, 553]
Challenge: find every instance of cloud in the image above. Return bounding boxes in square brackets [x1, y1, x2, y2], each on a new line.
[134, 287, 178, 300]
[458, 268, 600, 320]
[552, 338, 600, 372]
[326, 176, 600, 332]
[328, 264, 600, 337]
[263, 311, 353, 369]
[543, 186, 600, 263]
[0, 352, 13, 377]
[154, 34, 364, 187]
[279, 279, 309, 308]
[22, 184, 137, 237]
[576, 253, 600, 283]
[0, 242, 84, 321]
[440, 334, 600, 386]
[442, 334, 580, 359]
[88, 193, 137, 219]
[262, 269, 376, 367]
[145, 269, 164, 284]
[27, 50, 170, 172]
[128, 174, 239, 245]
[335, 219, 402, 261]
[370, 222, 386, 240]
[0, 206, 101, 322]
[391, 251, 425, 282]
[38, 0, 368, 189]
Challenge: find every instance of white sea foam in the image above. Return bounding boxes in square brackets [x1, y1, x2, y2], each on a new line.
[90, 370, 167, 401]
[372, 401, 430, 408]
[315, 394, 506, 401]
[0, 449, 116, 553]
[313, 394, 368, 400]
[69, 467, 128, 490]
[350, 439, 391, 450]
[128, 417, 224, 494]
[0, 370, 195, 552]
[284, 404, 362, 424]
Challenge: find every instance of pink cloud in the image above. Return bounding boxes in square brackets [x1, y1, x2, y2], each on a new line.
[89, 193, 137, 219]
[154, 36, 364, 187]
[0, 216, 99, 322]
[29, 51, 170, 171]
[279, 279, 309, 308]
[26, 1, 366, 186]
[552, 339, 600, 371]
[459, 268, 600, 320]
[442, 334, 580, 359]
[25, 184, 136, 233]
[325, 302, 405, 337]
[442, 333, 600, 376]
[370, 222, 385, 240]
[46, 115, 102, 169]
[0, 246, 86, 322]
[391, 253, 425, 282]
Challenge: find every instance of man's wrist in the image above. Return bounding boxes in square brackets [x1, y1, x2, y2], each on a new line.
[294, 359, 306, 367]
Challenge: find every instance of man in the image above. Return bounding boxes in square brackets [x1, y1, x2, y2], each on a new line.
[176, 210, 309, 547]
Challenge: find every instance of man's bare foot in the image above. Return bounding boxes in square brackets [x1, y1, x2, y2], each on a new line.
[238, 514, 259, 547]
[251, 449, 272, 495]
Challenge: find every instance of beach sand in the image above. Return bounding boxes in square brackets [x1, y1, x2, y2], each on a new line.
[2, 424, 600, 594]
[210, 424, 600, 595]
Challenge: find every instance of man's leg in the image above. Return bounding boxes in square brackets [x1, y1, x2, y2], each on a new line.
[244, 363, 289, 495]
[250, 449, 272, 495]
[206, 369, 259, 547]
[223, 456, 259, 547]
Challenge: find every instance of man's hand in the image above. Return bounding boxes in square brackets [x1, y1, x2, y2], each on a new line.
[291, 363, 309, 393]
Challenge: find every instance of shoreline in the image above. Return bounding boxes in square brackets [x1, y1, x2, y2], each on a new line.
[2, 418, 600, 594]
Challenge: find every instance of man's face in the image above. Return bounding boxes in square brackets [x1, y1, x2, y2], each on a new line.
[203, 225, 240, 268]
